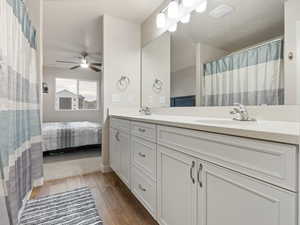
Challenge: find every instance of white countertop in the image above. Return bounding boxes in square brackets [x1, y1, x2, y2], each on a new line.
[110, 113, 300, 145]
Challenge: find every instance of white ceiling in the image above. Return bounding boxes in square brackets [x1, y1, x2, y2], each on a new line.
[172, 0, 284, 52]
[43, 0, 164, 67]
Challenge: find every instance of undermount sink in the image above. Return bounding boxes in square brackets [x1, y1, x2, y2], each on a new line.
[195, 119, 257, 126]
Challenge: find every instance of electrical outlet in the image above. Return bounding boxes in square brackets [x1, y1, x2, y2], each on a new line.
[160, 96, 166, 104]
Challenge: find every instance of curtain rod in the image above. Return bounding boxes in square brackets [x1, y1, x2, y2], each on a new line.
[228, 36, 284, 56]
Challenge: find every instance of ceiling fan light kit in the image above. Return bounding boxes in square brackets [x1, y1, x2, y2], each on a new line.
[56, 52, 102, 72]
[156, 0, 208, 32]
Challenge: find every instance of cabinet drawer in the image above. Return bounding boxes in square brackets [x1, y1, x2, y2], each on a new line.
[132, 137, 157, 180]
[158, 125, 298, 191]
[131, 121, 156, 142]
[131, 166, 156, 218]
[110, 118, 130, 133]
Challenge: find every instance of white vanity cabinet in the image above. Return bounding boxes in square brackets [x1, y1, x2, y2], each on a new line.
[157, 145, 198, 225]
[109, 128, 120, 174]
[197, 161, 297, 225]
[157, 125, 298, 225]
[109, 119, 131, 188]
[130, 121, 157, 218]
[110, 117, 298, 225]
[157, 147, 297, 225]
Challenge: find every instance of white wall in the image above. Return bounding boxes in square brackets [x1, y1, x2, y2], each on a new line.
[142, 32, 171, 107]
[171, 33, 195, 73]
[284, 0, 300, 105]
[297, 21, 300, 106]
[171, 32, 196, 97]
[101, 15, 141, 172]
[102, 15, 141, 112]
[171, 66, 196, 97]
[42, 66, 102, 122]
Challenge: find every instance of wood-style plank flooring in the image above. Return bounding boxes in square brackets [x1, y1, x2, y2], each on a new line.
[31, 172, 158, 225]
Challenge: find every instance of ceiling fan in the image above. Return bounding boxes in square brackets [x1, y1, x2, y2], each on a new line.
[56, 52, 102, 72]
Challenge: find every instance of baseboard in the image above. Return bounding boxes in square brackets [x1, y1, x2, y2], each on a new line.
[100, 164, 112, 173]
[33, 177, 44, 187]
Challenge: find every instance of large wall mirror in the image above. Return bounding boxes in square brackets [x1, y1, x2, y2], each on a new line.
[142, 0, 299, 108]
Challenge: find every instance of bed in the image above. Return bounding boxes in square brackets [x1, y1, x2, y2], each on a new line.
[42, 121, 102, 152]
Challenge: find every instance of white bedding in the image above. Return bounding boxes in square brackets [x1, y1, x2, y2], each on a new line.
[42, 121, 102, 152]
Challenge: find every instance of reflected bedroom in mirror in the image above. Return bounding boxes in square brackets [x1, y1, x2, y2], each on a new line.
[142, 0, 288, 108]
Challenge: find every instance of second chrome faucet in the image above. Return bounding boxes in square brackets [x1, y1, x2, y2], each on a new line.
[230, 103, 256, 121]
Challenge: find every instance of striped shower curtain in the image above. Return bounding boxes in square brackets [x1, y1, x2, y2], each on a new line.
[0, 0, 43, 224]
[202, 39, 284, 106]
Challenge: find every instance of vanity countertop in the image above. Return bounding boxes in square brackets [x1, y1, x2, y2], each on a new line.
[110, 113, 300, 145]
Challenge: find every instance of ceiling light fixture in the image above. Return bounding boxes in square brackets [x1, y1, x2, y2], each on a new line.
[196, 0, 207, 13]
[168, 23, 178, 32]
[156, 12, 166, 28]
[80, 63, 89, 68]
[180, 13, 191, 24]
[156, 0, 208, 32]
[182, 0, 195, 8]
[209, 4, 233, 18]
[168, 1, 179, 19]
[80, 59, 89, 68]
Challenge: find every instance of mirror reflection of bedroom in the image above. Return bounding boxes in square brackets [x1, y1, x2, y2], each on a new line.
[42, 4, 103, 180]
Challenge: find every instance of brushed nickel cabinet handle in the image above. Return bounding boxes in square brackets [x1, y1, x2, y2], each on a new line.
[115, 131, 120, 141]
[190, 161, 195, 184]
[138, 184, 146, 192]
[138, 128, 146, 133]
[138, 152, 146, 158]
[197, 163, 203, 188]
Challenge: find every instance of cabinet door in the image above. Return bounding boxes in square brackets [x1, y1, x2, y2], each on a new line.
[157, 145, 197, 225]
[197, 162, 297, 225]
[109, 128, 120, 174]
[119, 131, 131, 188]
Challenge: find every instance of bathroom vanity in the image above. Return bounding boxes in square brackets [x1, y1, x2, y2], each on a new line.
[107, 0, 300, 224]
[109, 114, 299, 225]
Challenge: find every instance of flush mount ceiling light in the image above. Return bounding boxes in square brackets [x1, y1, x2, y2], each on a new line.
[209, 4, 233, 18]
[156, 0, 208, 32]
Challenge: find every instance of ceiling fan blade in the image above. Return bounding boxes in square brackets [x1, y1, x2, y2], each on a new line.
[56, 60, 78, 64]
[90, 63, 102, 66]
[89, 66, 101, 72]
[70, 65, 80, 70]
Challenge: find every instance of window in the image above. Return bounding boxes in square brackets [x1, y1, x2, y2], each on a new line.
[59, 97, 72, 110]
[78, 80, 98, 110]
[55, 78, 98, 110]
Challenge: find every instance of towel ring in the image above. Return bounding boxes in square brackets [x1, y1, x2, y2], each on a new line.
[117, 75, 130, 90]
[153, 78, 163, 91]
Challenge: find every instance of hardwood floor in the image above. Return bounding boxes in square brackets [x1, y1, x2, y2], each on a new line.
[31, 172, 158, 225]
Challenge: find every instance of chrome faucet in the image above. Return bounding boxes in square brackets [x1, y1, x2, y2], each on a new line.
[139, 107, 151, 115]
[230, 103, 256, 121]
